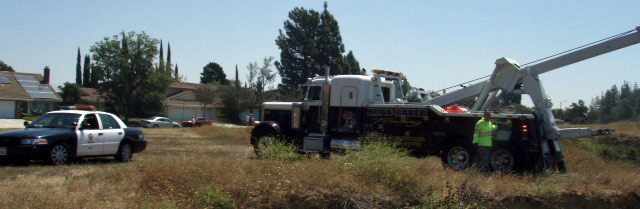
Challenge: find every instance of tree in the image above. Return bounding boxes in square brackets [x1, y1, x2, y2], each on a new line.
[158, 40, 165, 73]
[76, 47, 82, 85]
[275, 2, 358, 91]
[218, 86, 249, 124]
[58, 82, 81, 105]
[563, 100, 588, 124]
[90, 65, 100, 88]
[90, 31, 170, 122]
[194, 85, 217, 118]
[200, 62, 227, 85]
[345, 50, 361, 75]
[497, 91, 522, 107]
[82, 55, 91, 87]
[167, 42, 172, 76]
[235, 64, 240, 89]
[246, 56, 278, 116]
[0, 60, 14, 72]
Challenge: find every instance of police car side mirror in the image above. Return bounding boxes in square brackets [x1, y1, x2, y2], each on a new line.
[23, 121, 30, 127]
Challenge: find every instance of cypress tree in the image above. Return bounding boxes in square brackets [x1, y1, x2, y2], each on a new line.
[167, 42, 172, 74]
[159, 40, 165, 72]
[174, 64, 179, 80]
[76, 47, 82, 85]
[82, 55, 91, 87]
[235, 64, 240, 89]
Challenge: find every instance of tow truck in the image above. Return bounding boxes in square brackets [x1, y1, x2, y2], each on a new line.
[251, 26, 640, 173]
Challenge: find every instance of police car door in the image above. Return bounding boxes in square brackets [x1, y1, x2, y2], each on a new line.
[98, 114, 125, 155]
[76, 114, 103, 156]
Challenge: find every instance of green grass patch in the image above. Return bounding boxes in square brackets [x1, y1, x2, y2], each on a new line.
[261, 139, 302, 161]
[345, 139, 422, 200]
[196, 185, 235, 209]
[566, 136, 640, 165]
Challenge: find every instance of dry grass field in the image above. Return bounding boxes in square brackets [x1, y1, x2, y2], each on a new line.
[1, 122, 639, 209]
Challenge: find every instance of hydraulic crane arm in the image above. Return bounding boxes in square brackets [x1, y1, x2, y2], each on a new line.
[426, 26, 640, 108]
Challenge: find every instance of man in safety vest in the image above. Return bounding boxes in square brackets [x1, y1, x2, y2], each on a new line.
[473, 110, 498, 173]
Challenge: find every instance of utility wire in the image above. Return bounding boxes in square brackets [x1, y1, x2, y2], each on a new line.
[433, 28, 637, 93]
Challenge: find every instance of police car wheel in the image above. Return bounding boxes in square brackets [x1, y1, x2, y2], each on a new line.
[49, 144, 70, 165]
[116, 143, 133, 162]
[490, 148, 515, 173]
[153, 124, 159, 128]
[445, 145, 471, 170]
[173, 125, 179, 128]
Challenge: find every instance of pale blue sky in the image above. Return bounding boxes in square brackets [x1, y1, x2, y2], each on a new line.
[1, 1, 639, 107]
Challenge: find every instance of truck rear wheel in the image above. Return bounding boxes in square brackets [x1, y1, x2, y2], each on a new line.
[490, 147, 515, 173]
[444, 143, 472, 170]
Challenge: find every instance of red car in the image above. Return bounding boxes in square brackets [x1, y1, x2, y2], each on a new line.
[181, 117, 213, 127]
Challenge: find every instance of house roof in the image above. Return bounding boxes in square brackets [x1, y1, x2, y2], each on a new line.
[0, 71, 62, 101]
[78, 87, 105, 103]
[165, 89, 222, 107]
[170, 81, 212, 90]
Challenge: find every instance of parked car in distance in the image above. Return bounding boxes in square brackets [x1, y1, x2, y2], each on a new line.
[140, 117, 180, 128]
[0, 106, 146, 165]
[181, 117, 213, 127]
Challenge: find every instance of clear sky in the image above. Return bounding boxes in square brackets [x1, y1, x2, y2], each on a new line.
[1, 1, 639, 108]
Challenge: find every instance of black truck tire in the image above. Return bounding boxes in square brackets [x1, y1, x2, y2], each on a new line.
[490, 147, 516, 173]
[443, 141, 473, 170]
[252, 129, 275, 157]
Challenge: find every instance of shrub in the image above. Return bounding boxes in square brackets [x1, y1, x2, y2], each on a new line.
[196, 185, 235, 209]
[345, 139, 422, 200]
[261, 139, 302, 161]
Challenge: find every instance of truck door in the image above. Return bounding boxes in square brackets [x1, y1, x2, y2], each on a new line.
[339, 86, 358, 132]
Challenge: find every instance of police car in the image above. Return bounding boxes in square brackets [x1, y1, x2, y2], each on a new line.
[0, 106, 146, 165]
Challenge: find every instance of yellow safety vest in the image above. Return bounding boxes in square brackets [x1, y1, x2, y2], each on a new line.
[473, 118, 497, 147]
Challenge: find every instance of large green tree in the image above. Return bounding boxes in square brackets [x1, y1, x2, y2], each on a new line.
[0, 60, 14, 72]
[90, 31, 171, 121]
[200, 62, 227, 85]
[275, 2, 359, 90]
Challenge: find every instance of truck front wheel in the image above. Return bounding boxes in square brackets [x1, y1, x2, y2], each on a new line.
[252, 130, 275, 157]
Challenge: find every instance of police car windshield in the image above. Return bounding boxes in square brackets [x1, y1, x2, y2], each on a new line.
[29, 113, 81, 129]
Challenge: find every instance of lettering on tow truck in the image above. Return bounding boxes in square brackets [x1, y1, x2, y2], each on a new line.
[367, 108, 427, 117]
[372, 118, 423, 127]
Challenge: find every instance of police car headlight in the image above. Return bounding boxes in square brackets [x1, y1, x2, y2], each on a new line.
[21, 138, 48, 145]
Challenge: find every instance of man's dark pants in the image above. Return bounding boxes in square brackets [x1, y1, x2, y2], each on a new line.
[478, 146, 491, 173]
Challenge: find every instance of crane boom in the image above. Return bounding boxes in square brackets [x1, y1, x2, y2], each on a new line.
[426, 26, 640, 108]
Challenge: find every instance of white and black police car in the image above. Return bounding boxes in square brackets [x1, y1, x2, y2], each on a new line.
[0, 106, 146, 165]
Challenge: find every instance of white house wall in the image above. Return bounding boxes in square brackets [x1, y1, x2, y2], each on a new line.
[166, 105, 217, 121]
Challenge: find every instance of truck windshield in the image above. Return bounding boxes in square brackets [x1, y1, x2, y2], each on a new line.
[307, 86, 321, 100]
[28, 113, 81, 129]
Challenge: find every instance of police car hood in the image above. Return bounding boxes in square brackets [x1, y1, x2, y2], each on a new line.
[0, 128, 73, 139]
